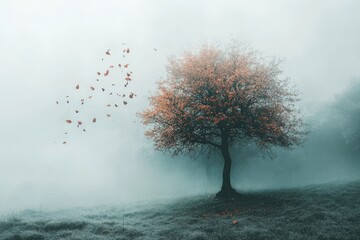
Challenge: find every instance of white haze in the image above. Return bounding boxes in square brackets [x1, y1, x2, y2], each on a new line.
[0, 0, 359, 214]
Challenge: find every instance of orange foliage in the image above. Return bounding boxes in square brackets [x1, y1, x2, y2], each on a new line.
[140, 44, 305, 154]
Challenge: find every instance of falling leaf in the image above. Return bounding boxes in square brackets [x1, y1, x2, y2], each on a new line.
[115, 104, 118, 107]
[97, 72, 101, 75]
[107, 104, 111, 107]
[127, 73, 131, 77]
[104, 70, 109, 76]
[56, 101, 59, 104]
[102, 88, 105, 92]
[118, 64, 121, 68]
[90, 86, 95, 91]
[92, 118, 96, 123]
[75, 110, 79, 113]
[232, 220, 238, 225]
[83, 129, 86, 132]
[154, 48, 157, 51]
[123, 101, 128, 105]
[107, 114, 111, 117]
[109, 65, 114, 68]
[124, 64, 129, 68]
[76, 84, 79, 89]
[63, 141, 67, 144]
[125, 77, 131, 81]
[67, 100, 69, 104]
[126, 48, 130, 53]
[88, 96, 92, 99]
[66, 120, 72, 123]
[129, 92, 134, 99]
[106, 49, 111, 55]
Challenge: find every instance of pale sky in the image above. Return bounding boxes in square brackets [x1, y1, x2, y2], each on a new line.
[0, 0, 359, 213]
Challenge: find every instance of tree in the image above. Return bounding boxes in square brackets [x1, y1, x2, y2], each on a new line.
[140, 43, 306, 197]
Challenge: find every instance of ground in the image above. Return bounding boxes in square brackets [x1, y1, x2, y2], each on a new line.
[1, 181, 359, 240]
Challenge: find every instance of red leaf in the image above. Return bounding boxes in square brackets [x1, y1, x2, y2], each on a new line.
[92, 118, 96, 123]
[66, 120, 72, 123]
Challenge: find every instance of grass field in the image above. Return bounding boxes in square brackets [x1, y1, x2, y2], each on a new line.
[1, 181, 359, 240]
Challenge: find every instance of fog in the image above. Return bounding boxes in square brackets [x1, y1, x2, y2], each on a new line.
[230, 80, 360, 190]
[0, 0, 359, 214]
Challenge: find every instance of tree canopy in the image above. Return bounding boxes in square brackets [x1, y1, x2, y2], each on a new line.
[141, 44, 305, 154]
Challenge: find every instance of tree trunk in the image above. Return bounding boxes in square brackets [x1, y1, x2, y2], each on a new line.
[217, 136, 236, 197]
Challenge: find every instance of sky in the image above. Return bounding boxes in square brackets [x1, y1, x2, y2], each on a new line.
[0, 0, 359, 213]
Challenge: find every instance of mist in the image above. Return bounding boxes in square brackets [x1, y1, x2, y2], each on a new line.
[1, 0, 360, 215]
[230, 80, 360, 190]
